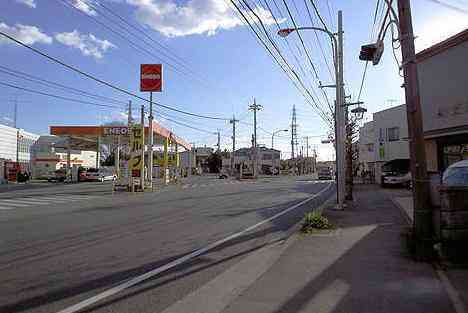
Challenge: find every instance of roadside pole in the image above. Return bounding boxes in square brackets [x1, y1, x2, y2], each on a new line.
[148, 92, 154, 191]
[96, 135, 100, 169]
[230, 116, 238, 176]
[249, 99, 262, 178]
[163, 137, 169, 185]
[397, 0, 432, 260]
[140, 105, 145, 189]
[116, 135, 120, 179]
[336, 10, 346, 210]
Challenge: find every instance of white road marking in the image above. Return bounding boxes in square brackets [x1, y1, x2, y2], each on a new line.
[0, 206, 15, 210]
[0, 199, 51, 205]
[56, 183, 333, 313]
[0, 200, 30, 207]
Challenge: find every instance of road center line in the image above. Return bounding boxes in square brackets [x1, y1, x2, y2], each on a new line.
[56, 183, 333, 313]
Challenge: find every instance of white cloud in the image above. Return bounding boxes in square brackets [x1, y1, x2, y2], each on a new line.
[16, 0, 36, 8]
[55, 30, 116, 59]
[70, 0, 97, 16]
[415, 12, 468, 51]
[0, 22, 52, 45]
[126, 0, 281, 37]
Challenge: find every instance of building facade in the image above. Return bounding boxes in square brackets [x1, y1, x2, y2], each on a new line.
[358, 105, 410, 181]
[32, 135, 97, 179]
[417, 29, 468, 173]
[0, 123, 39, 169]
[222, 147, 281, 175]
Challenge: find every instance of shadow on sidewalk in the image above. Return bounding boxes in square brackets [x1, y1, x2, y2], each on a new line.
[267, 185, 453, 313]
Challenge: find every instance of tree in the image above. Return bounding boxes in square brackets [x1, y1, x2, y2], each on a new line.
[206, 152, 222, 173]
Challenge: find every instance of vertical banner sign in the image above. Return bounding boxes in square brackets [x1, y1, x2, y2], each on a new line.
[130, 124, 144, 177]
[140, 64, 162, 92]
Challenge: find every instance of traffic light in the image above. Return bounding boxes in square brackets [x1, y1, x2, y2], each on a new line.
[359, 40, 384, 65]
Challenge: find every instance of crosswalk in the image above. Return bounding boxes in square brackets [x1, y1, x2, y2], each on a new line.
[181, 180, 245, 190]
[0, 194, 98, 210]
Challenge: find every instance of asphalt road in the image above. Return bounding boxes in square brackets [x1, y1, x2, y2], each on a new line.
[0, 176, 334, 313]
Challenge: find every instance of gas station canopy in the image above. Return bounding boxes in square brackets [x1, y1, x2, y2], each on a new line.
[50, 121, 191, 151]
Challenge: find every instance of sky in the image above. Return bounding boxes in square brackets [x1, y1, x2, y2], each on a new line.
[0, 0, 467, 160]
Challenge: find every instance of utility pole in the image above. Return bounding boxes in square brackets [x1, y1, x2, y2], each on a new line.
[304, 136, 310, 174]
[345, 107, 353, 200]
[291, 105, 298, 159]
[148, 93, 154, 190]
[397, 0, 432, 260]
[216, 130, 221, 152]
[335, 10, 346, 210]
[249, 99, 262, 178]
[230, 116, 238, 175]
[140, 105, 145, 189]
[128, 100, 133, 126]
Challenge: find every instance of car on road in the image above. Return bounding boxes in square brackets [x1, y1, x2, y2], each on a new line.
[442, 159, 468, 186]
[47, 169, 67, 182]
[318, 168, 333, 180]
[381, 159, 411, 188]
[83, 168, 116, 182]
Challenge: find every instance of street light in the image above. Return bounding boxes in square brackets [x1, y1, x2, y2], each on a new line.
[351, 106, 367, 119]
[271, 129, 288, 149]
[277, 18, 347, 210]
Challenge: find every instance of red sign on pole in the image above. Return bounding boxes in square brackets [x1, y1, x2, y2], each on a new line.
[140, 64, 162, 92]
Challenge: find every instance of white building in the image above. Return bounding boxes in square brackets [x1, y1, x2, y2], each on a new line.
[222, 147, 281, 174]
[0, 123, 39, 166]
[358, 121, 375, 173]
[32, 135, 97, 179]
[358, 104, 410, 180]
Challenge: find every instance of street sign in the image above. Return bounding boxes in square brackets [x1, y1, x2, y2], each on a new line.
[140, 64, 162, 92]
[129, 124, 144, 177]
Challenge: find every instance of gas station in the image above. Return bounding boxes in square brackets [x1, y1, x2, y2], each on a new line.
[50, 121, 191, 190]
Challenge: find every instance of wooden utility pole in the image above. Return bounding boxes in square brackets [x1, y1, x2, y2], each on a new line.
[397, 0, 432, 260]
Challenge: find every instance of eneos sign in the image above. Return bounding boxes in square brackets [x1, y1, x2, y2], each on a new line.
[140, 64, 162, 92]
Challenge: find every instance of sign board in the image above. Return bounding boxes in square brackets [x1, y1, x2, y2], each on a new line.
[102, 126, 131, 137]
[140, 64, 162, 92]
[129, 124, 144, 177]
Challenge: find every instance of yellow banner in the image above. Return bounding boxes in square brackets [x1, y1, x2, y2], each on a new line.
[129, 124, 144, 174]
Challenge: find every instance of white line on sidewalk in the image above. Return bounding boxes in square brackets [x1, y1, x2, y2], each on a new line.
[56, 183, 333, 313]
[436, 268, 467, 313]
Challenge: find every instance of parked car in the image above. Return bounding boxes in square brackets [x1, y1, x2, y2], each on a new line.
[83, 168, 116, 182]
[381, 159, 411, 188]
[442, 160, 468, 186]
[47, 169, 67, 182]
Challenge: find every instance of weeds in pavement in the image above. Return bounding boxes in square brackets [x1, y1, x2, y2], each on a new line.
[301, 211, 333, 233]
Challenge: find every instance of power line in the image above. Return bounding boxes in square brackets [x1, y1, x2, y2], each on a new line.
[228, 0, 332, 125]
[0, 65, 127, 106]
[0, 30, 230, 121]
[425, 0, 468, 14]
[0, 81, 122, 109]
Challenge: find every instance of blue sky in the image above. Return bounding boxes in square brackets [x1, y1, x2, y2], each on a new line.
[1, 0, 467, 160]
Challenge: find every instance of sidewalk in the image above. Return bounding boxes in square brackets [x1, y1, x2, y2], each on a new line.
[221, 184, 459, 313]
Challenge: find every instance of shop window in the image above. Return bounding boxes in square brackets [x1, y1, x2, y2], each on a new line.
[366, 143, 374, 152]
[387, 127, 400, 141]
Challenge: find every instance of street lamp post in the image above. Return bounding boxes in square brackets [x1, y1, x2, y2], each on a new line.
[271, 129, 288, 149]
[278, 11, 346, 209]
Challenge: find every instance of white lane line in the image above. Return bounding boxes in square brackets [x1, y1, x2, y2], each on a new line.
[0, 206, 14, 210]
[56, 183, 332, 313]
[436, 268, 467, 313]
[0, 200, 30, 207]
[191, 184, 198, 188]
[0, 199, 50, 205]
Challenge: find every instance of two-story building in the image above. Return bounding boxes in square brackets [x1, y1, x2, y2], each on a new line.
[358, 104, 410, 180]
[417, 28, 468, 173]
